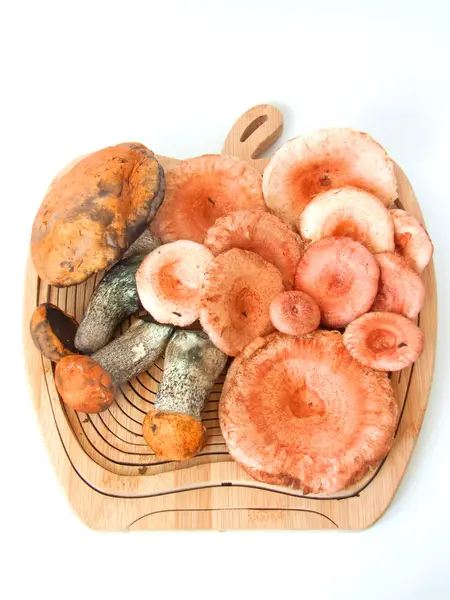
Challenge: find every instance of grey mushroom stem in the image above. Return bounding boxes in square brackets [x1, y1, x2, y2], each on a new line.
[154, 330, 228, 420]
[92, 318, 174, 385]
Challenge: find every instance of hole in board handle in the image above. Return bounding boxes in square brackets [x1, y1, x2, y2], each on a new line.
[240, 114, 268, 143]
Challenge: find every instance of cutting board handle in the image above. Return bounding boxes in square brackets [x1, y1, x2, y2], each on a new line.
[222, 104, 283, 173]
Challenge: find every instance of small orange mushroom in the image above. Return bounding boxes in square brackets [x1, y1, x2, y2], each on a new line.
[270, 291, 320, 336]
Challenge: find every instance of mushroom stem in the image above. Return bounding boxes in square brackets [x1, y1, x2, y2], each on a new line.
[143, 330, 227, 460]
[75, 254, 147, 354]
[55, 318, 174, 413]
[156, 330, 227, 419]
[92, 319, 174, 385]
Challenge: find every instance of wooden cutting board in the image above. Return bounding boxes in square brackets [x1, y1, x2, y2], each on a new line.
[23, 105, 436, 530]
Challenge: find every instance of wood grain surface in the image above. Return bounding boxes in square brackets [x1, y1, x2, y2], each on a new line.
[23, 104, 437, 530]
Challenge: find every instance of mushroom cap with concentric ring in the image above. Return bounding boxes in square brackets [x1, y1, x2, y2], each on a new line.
[219, 330, 398, 495]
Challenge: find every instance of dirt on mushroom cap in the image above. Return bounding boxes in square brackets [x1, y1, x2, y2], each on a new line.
[295, 237, 380, 328]
[262, 128, 397, 228]
[203, 209, 304, 289]
[270, 291, 320, 336]
[372, 252, 425, 320]
[299, 187, 395, 254]
[343, 311, 424, 371]
[200, 248, 284, 356]
[150, 155, 266, 243]
[219, 330, 398, 495]
[55, 355, 116, 413]
[390, 208, 433, 273]
[136, 241, 214, 327]
[31, 143, 165, 286]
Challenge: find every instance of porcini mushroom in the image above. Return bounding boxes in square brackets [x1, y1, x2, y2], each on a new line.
[56, 319, 174, 413]
[75, 254, 147, 354]
[219, 330, 398, 494]
[31, 143, 165, 286]
[30, 303, 78, 362]
[143, 330, 227, 461]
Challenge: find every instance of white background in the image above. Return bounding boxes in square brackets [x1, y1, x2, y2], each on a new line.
[1, 1, 450, 599]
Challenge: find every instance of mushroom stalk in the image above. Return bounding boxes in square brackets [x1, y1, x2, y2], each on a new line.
[75, 254, 148, 354]
[55, 319, 173, 413]
[143, 330, 227, 460]
[92, 319, 174, 384]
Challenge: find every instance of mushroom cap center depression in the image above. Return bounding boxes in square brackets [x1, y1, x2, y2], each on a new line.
[323, 265, 354, 296]
[233, 286, 261, 321]
[367, 328, 398, 354]
[157, 259, 204, 300]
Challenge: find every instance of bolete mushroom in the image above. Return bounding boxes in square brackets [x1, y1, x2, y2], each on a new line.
[31, 143, 165, 286]
[56, 319, 174, 413]
[143, 330, 227, 461]
[30, 303, 78, 362]
[75, 254, 150, 354]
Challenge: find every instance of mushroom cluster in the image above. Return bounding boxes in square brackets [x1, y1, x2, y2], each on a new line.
[30, 131, 433, 494]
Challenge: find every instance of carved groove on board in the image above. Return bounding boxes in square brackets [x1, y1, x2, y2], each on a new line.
[127, 507, 339, 530]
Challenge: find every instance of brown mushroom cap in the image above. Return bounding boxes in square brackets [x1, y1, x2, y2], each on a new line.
[55, 355, 116, 413]
[143, 410, 207, 461]
[30, 303, 78, 362]
[31, 143, 165, 286]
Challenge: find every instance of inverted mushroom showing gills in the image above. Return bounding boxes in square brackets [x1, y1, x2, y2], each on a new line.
[150, 154, 266, 243]
[136, 240, 214, 327]
[263, 128, 397, 228]
[30, 303, 78, 362]
[200, 248, 285, 356]
[299, 187, 395, 254]
[31, 143, 165, 286]
[219, 331, 398, 495]
[143, 330, 227, 461]
[203, 209, 304, 289]
[75, 254, 150, 354]
[343, 311, 424, 371]
[56, 319, 174, 413]
[295, 237, 380, 328]
[390, 208, 434, 273]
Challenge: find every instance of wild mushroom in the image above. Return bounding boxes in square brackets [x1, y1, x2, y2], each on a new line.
[31, 143, 165, 286]
[263, 128, 397, 228]
[143, 330, 227, 461]
[219, 330, 398, 494]
[75, 254, 149, 354]
[30, 303, 78, 362]
[56, 319, 174, 413]
[150, 154, 266, 243]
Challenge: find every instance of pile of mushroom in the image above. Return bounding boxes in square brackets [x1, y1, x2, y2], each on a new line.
[30, 129, 433, 493]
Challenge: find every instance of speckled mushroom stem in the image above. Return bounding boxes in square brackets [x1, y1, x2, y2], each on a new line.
[75, 254, 150, 354]
[156, 331, 227, 418]
[142, 330, 227, 461]
[92, 318, 174, 385]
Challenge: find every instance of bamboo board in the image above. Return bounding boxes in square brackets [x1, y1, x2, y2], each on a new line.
[23, 104, 436, 530]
